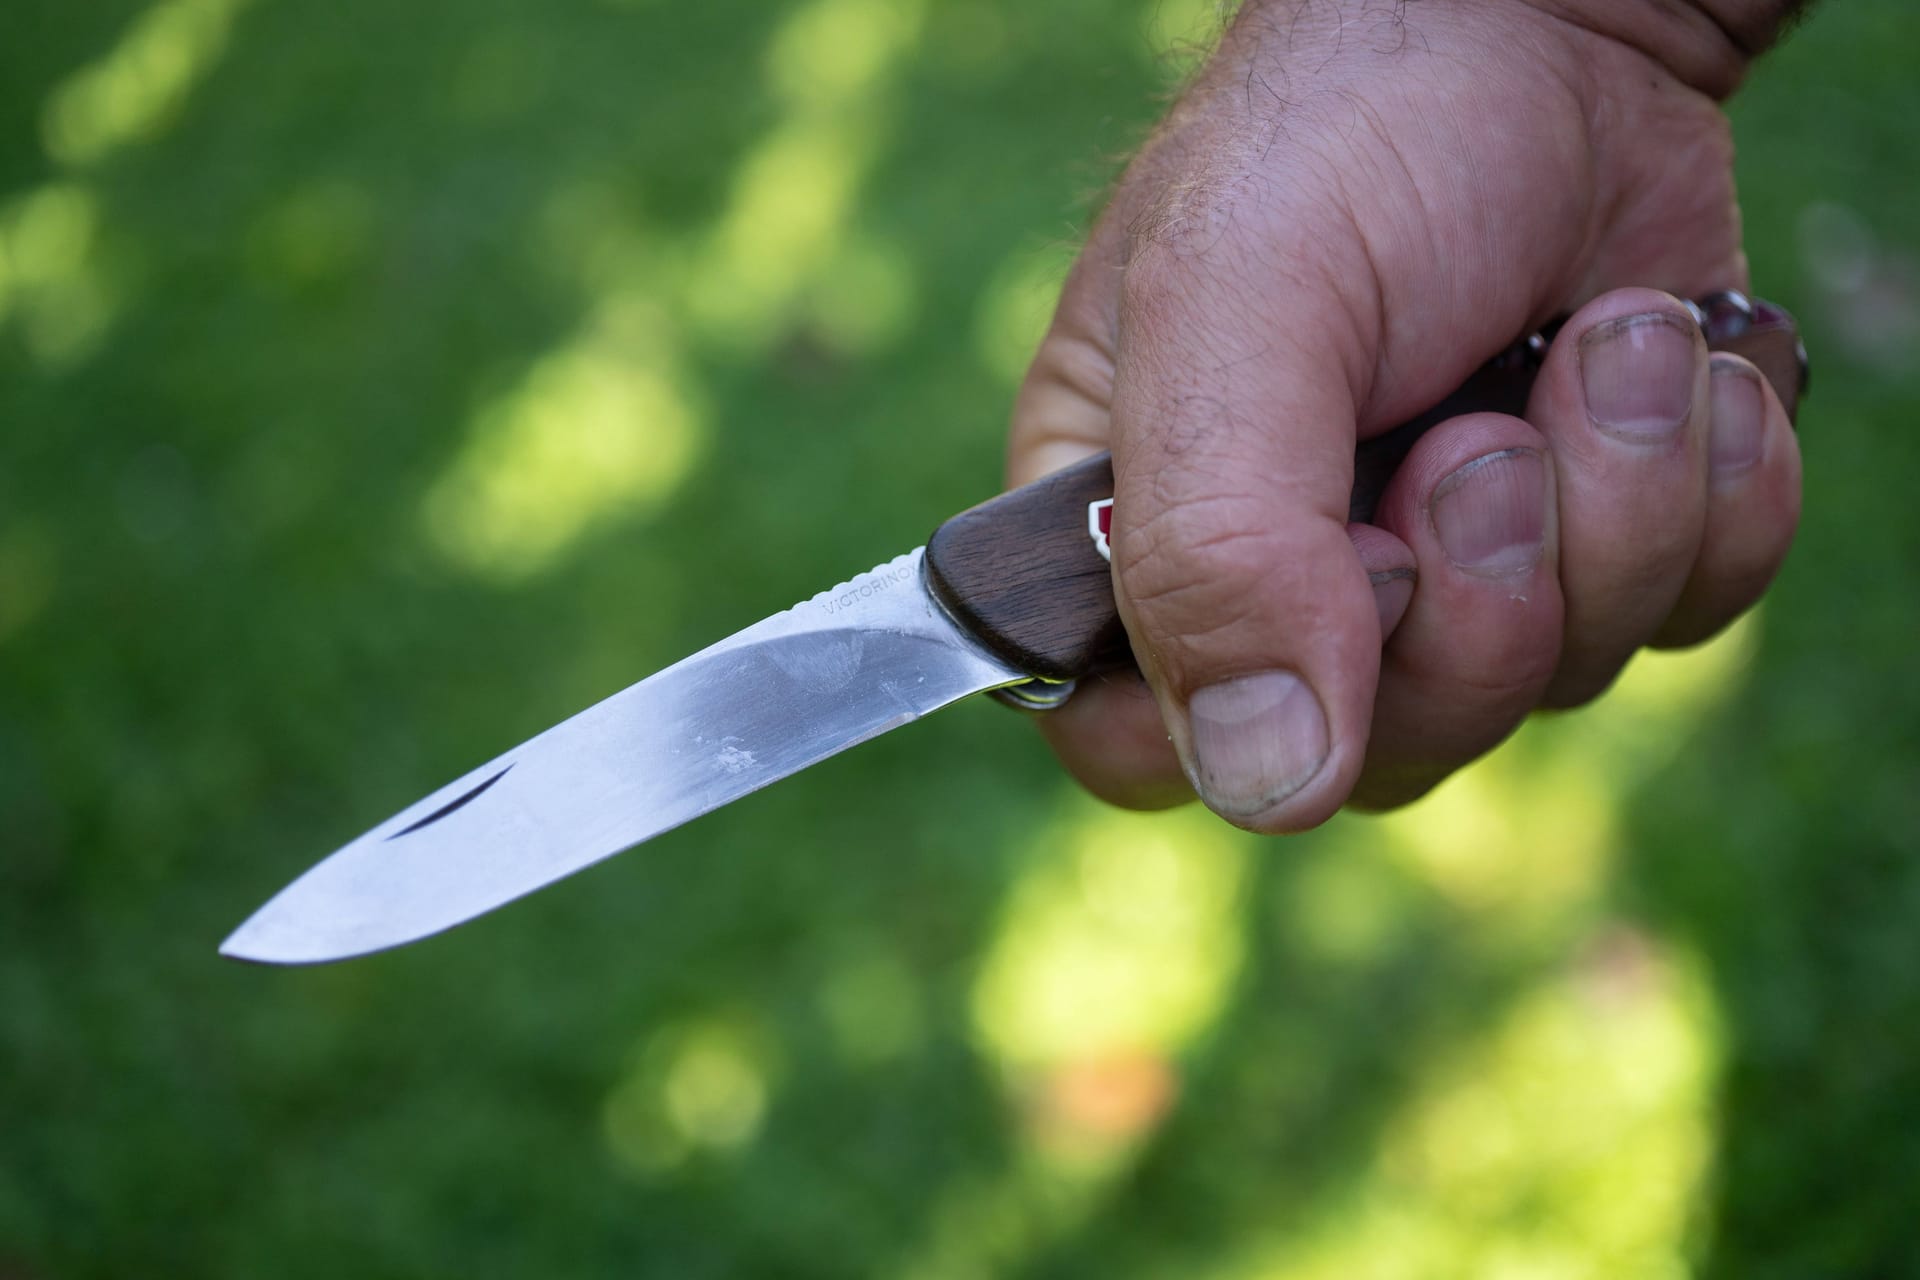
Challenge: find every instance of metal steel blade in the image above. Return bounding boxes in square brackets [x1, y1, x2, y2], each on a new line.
[220, 549, 1028, 965]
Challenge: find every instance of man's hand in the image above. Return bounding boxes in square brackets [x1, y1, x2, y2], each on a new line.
[1008, 0, 1805, 828]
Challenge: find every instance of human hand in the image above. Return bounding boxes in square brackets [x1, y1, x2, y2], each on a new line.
[1007, 0, 1807, 828]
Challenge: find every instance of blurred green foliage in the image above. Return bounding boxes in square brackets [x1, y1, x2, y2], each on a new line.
[2, 0, 1917, 1276]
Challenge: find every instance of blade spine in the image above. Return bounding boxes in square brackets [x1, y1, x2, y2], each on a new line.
[367, 546, 999, 842]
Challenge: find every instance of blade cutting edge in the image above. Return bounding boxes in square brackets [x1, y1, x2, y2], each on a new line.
[220, 548, 1027, 965]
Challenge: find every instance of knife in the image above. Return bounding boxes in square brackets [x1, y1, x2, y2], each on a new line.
[221, 291, 1806, 965]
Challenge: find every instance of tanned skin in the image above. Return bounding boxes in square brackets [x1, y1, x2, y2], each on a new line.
[1007, 0, 1812, 827]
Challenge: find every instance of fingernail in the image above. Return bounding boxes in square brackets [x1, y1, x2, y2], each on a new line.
[1430, 448, 1547, 575]
[1580, 313, 1700, 441]
[1186, 671, 1328, 818]
[1708, 356, 1766, 478]
[1369, 567, 1415, 638]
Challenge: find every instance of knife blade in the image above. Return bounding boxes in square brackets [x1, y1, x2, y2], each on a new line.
[221, 291, 1805, 965]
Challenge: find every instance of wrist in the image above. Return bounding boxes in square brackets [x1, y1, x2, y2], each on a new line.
[1519, 0, 1811, 97]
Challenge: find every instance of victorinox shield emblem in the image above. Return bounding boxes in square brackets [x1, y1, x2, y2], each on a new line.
[1088, 498, 1113, 562]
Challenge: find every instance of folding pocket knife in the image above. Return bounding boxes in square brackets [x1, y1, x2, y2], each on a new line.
[222, 292, 1806, 964]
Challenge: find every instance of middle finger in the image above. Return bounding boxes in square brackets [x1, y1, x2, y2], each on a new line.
[1525, 288, 1714, 707]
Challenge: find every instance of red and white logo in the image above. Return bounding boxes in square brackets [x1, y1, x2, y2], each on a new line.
[1088, 498, 1114, 562]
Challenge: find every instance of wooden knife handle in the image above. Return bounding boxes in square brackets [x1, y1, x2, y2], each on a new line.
[925, 293, 1807, 683]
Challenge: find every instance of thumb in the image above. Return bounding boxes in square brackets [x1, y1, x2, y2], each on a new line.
[1106, 230, 1383, 832]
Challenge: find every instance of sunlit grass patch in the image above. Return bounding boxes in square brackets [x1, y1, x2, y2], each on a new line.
[1377, 614, 1761, 931]
[0, 524, 57, 646]
[1, 185, 97, 301]
[818, 943, 926, 1067]
[1137, 0, 1228, 84]
[1200, 618, 1763, 1275]
[244, 178, 375, 289]
[939, 611, 1763, 1275]
[423, 296, 704, 581]
[683, 114, 880, 350]
[766, 0, 925, 111]
[682, 0, 926, 353]
[803, 235, 917, 357]
[5, 0, 1908, 1270]
[973, 800, 1247, 1170]
[1223, 931, 1719, 1280]
[602, 1013, 779, 1176]
[42, 0, 254, 168]
[973, 801, 1246, 1073]
[0, 183, 117, 369]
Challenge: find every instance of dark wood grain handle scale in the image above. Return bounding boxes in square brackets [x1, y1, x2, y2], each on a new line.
[925, 293, 1807, 682]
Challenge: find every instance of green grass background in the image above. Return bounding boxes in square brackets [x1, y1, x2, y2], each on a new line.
[3, 1, 1917, 1276]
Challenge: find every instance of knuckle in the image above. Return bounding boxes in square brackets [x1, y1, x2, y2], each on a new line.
[1114, 490, 1284, 649]
[1024, 328, 1117, 411]
[1459, 633, 1562, 710]
[1116, 234, 1226, 331]
[1123, 157, 1272, 273]
[1565, 488, 1707, 612]
[1403, 611, 1562, 716]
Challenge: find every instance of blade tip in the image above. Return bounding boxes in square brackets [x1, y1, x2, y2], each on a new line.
[217, 943, 283, 966]
[218, 930, 289, 965]
[218, 915, 349, 967]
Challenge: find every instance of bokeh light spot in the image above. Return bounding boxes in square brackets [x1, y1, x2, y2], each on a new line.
[0, 183, 117, 369]
[1136, 0, 1226, 83]
[423, 296, 704, 581]
[820, 946, 925, 1066]
[973, 802, 1246, 1071]
[41, 0, 253, 168]
[1219, 933, 1718, 1280]
[245, 178, 375, 288]
[1798, 201, 1919, 373]
[1378, 751, 1616, 923]
[1571, 610, 1760, 769]
[766, 0, 924, 112]
[663, 1034, 768, 1150]
[603, 1016, 776, 1175]
[1022, 1050, 1178, 1166]
[1191, 617, 1764, 1275]
[683, 0, 924, 352]
[0, 524, 57, 646]
[971, 799, 1247, 1174]
[1284, 839, 1415, 965]
[1378, 614, 1759, 925]
[686, 118, 873, 348]
[0, 223, 13, 321]
[7, 184, 99, 289]
[804, 236, 918, 357]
